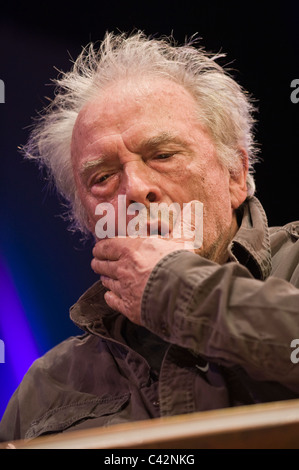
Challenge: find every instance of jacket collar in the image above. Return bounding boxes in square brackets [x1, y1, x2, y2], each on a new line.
[228, 196, 272, 280]
[70, 196, 272, 332]
[70, 280, 117, 335]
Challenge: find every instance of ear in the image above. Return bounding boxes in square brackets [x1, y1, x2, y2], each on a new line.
[229, 148, 249, 210]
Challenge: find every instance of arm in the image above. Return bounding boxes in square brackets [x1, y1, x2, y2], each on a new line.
[141, 250, 299, 393]
[92, 233, 299, 393]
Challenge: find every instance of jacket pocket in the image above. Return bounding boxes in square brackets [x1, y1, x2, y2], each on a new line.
[25, 393, 130, 440]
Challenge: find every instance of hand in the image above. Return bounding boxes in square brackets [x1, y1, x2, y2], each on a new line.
[91, 236, 193, 325]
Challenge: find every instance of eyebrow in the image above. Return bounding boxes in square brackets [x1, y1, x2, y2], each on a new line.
[80, 156, 106, 180]
[79, 131, 187, 179]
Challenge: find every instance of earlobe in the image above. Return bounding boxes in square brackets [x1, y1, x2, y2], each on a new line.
[229, 148, 249, 210]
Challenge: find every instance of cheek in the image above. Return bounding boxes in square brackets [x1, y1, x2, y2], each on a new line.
[84, 199, 100, 232]
[75, 183, 102, 230]
[185, 163, 232, 216]
[90, 174, 120, 198]
[90, 195, 122, 235]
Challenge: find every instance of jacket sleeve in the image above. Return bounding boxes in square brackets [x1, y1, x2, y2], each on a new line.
[141, 250, 299, 393]
[0, 389, 21, 443]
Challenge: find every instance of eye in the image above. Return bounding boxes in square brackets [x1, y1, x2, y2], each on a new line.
[155, 153, 173, 160]
[90, 173, 112, 186]
[96, 174, 110, 183]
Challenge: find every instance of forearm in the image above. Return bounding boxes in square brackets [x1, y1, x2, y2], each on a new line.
[141, 251, 299, 392]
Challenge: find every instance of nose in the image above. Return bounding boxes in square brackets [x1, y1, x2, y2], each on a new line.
[122, 161, 162, 207]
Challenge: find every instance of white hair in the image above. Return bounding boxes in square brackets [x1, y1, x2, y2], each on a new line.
[22, 31, 259, 235]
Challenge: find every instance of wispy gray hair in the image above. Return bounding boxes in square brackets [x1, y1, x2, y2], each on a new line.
[22, 31, 259, 235]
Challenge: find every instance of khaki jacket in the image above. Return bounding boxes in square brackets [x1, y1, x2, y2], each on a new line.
[1, 197, 299, 442]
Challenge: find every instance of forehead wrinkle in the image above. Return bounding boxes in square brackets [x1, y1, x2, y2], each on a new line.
[141, 131, 181, 147]
[132, 131, 191, 154]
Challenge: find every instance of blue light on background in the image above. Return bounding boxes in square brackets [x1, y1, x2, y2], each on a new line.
[0, 252, 41, 418]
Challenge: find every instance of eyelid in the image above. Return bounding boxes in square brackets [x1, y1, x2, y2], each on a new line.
[88, 171, 111, 187]
[86, 150, 178, 187]
[96, 174, 110, 183]
[153, 152, 175, 159]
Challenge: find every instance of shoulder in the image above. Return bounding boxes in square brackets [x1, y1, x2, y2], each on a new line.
[0, 334, 97, 441]
[269, 221, 299, 253]
[22, 333, 94, 378]
[269, 221, 299, 285]
[269, 221, 299, 240]
[25, 332, 111, 385]
[0, 333, 127, 442]
[10, 332, 99, 400]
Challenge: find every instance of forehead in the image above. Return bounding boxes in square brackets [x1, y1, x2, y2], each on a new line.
[72, 78, 200, 140]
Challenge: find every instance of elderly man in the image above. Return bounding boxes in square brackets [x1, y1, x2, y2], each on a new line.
[0, 31, 299, 442]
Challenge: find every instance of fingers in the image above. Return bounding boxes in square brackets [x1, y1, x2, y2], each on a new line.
[101, 275, 121, 296]
[104, 289, 124, 314]
[92, 238, 121, 260]
[91, 258, 118, 279]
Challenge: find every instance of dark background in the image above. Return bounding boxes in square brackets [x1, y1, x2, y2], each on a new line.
[0, 1, 298, 420]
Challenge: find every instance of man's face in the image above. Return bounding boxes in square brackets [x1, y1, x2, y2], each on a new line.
[71, 77, 247, 262]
